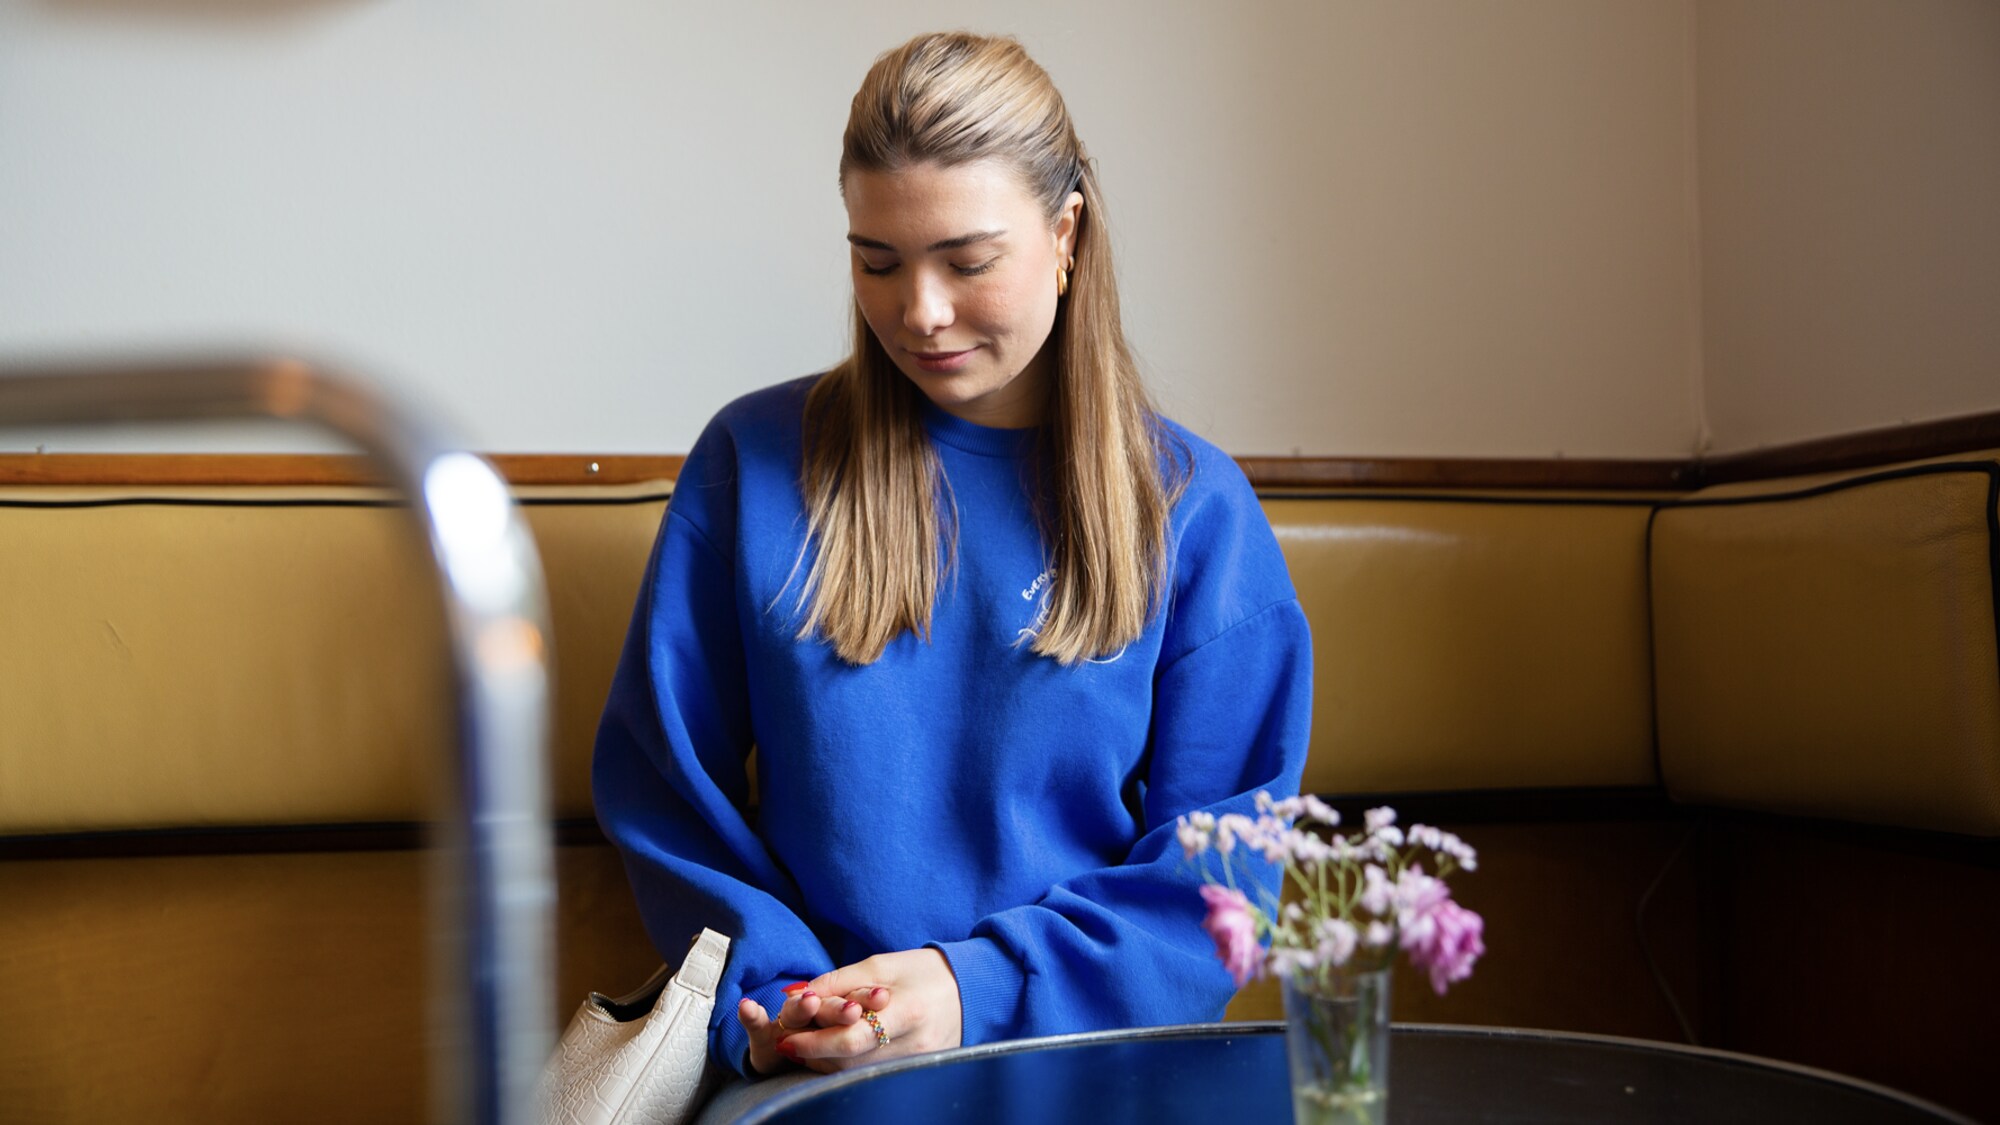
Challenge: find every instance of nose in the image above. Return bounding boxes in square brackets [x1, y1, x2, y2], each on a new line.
[901, 268, 954, 338]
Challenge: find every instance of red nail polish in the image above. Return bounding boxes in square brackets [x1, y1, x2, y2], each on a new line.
[776, 1038, 798, 1059]
[781, 982, 809, 994]
[801, 990, 816, 999]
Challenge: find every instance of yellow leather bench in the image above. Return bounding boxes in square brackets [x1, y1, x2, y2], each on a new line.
[3, 448, 1995, 1121]
[0, 482, 670, 832]
[0, 481, 674, 1121]
[1270, 494, 1659, 796]
[1653, 452, 2000, 836]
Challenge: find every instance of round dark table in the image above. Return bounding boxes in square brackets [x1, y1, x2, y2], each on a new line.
[735, 1023, 1975, 1124]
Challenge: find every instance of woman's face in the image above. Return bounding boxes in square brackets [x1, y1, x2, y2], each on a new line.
[844, 160, 1081, 429]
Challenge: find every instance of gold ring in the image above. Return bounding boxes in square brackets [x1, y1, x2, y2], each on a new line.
[861, 1008, 890, 1048]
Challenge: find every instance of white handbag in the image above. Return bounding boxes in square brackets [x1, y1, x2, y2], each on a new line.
[537, 929, 733, 1125]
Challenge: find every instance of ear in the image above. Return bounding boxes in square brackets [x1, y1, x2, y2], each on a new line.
[1053, 190, 1084, 260]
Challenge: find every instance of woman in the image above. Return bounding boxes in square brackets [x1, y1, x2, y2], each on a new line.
[593, 31, 1312, 1083]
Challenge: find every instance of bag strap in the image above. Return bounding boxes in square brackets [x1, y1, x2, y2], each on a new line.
[676, 928, 730, 999]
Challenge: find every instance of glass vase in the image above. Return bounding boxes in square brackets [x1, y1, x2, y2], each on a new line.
[1280, 965, 1392, 1125]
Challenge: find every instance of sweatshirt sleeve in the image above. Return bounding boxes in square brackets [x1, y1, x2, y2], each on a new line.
[591, 429, 836, 1077]
[931, 596, 1314, 1044]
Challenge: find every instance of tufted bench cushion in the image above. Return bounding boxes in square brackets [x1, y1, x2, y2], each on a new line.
[1651, 450, 2000, 837]
[0, 481, 671, 835]
[1268, 493, 1663, 796]
[4, 451, 1995, 1121]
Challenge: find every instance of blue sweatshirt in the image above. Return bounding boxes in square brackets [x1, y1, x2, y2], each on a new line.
[592, 376, 1311, 1077]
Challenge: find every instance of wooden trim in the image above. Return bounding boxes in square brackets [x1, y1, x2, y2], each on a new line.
[1311, 790, 2000, 865]
[1237, 456, 1691, 492]
[489, 454, 682, 485]
[5, 404, 1997, 491]
[4, 452, 1683, 491]
[0, 453, 684, 487]
[12, 801, 1992, 867]
[1699, 807, 2000, 870]
[0, 453, 382, 486]
[1695, 407, 2000, 486]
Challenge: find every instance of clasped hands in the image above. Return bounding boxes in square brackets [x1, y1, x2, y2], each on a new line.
[737, 948, 962, 1075]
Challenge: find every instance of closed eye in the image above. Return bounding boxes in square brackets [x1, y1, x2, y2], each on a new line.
[954, 261, 997, 277]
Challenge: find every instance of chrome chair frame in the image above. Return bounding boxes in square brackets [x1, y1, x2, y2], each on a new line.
[0, 355, 555, 1125]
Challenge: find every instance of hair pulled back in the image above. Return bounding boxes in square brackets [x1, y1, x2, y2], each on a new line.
[794, 31, 1186, 666]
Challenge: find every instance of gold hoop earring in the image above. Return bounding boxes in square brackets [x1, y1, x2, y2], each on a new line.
[1057, 265, 1069, 298]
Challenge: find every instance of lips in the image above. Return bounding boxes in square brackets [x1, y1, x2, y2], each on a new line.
[907, 346, 979, 373]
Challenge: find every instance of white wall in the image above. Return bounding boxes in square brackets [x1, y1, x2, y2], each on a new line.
[0, 0, 1699, 457]
[1695, 0, 2000, 454]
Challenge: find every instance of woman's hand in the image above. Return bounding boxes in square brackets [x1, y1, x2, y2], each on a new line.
[784, 949, 962, 1073]
[737, 982, 887, 1076]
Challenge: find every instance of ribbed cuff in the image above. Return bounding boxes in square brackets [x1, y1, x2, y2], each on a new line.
[928, 936, 1026, 1047]
[715, 979, 794, 1079]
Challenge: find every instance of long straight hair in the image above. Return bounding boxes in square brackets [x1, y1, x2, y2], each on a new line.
[793, 31, 1188, 666]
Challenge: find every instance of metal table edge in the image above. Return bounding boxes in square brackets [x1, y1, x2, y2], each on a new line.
[733, 1021, 1980, 1125]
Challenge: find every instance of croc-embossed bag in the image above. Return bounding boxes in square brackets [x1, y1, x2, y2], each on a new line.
[537, 929, 732, 1125]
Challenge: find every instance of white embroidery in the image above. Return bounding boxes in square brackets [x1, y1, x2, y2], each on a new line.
[1020, 567, 1056, 602]
[1016, 566, 1057, 643]
[1012, 568, 1126, 664]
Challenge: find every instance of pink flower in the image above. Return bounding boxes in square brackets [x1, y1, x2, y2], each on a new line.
[1393, 867, 1450, 928]
[1199, 884, 1263, 987]
[1401, 896, 1485, 995]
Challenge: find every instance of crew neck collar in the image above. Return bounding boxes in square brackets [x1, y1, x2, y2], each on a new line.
[920, 398, 1041, 459]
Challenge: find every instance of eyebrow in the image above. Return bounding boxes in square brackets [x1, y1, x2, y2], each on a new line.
[847, 230, 1007, 253]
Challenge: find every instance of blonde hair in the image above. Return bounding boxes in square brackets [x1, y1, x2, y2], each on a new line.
[793, 31, 1187, 666]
